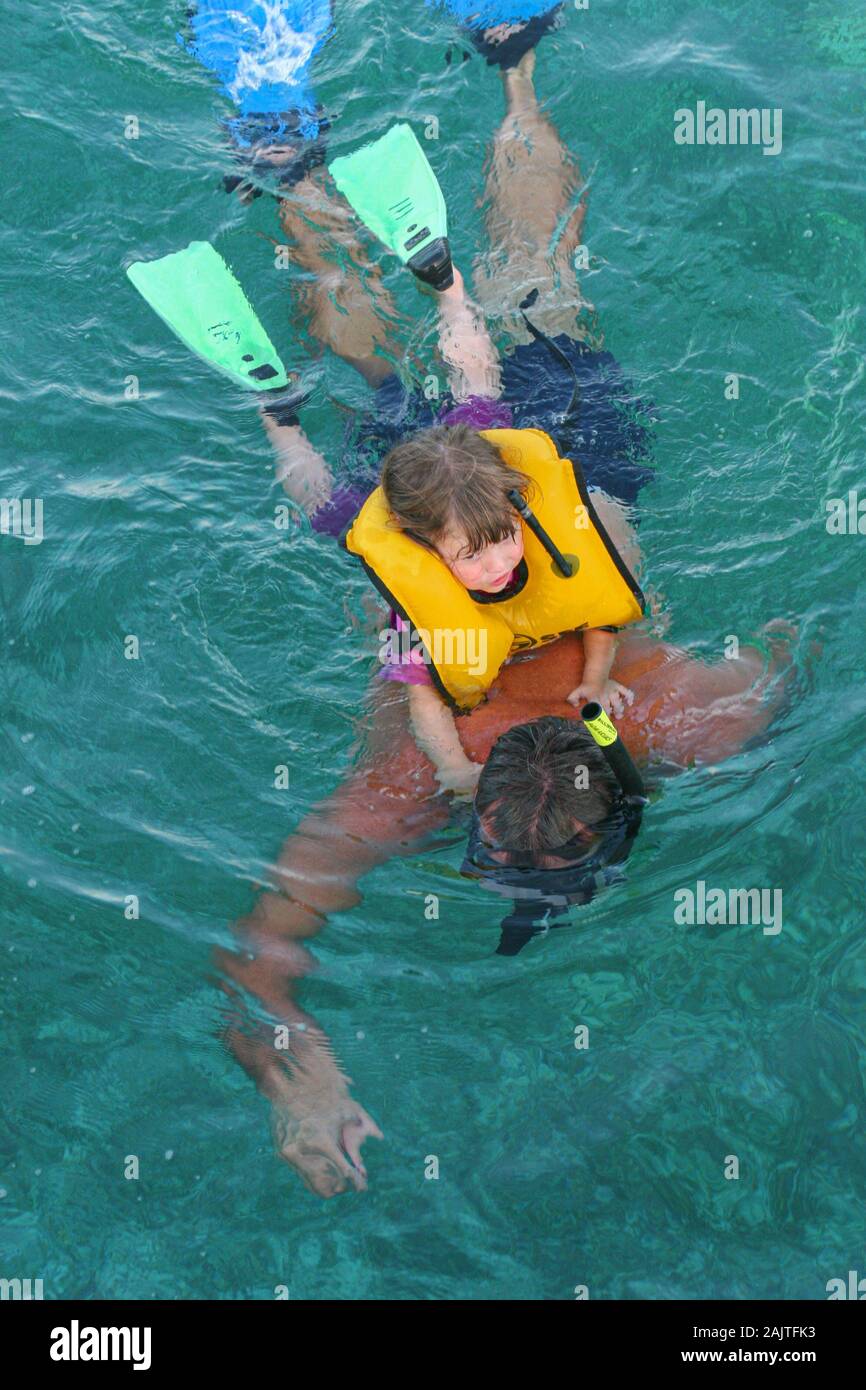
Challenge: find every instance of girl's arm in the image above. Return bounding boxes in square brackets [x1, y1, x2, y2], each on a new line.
[408, 683, 482, 793]
[567, 492, 643, 715]
[567, 628, 635, 719]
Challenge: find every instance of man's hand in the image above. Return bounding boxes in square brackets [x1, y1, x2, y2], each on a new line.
[567, 678, 635, 719]
[270, 1083, 383, 1198]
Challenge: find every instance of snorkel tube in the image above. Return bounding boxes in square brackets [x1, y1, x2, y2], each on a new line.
[506, 487, 574, 578]
[580, 701, 646, 800]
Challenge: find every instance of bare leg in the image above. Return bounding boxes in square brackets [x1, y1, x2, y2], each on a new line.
[260, 164, 412, 511]
[472, 50, 591, 343]
[259, 412, 334, 515]
[276, 164, 408, 389]
[264, 217, 506, 514]
[263, 156, 507, 511]
[432, 266, 503, 402]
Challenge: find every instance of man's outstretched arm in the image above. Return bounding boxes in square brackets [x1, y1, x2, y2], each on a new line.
[215, 713, 445, 1198]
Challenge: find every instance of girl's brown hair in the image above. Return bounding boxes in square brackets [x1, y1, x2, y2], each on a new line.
[380, 423, 536, 555]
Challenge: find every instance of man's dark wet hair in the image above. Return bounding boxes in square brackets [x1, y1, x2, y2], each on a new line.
[474, 716, 621, 856]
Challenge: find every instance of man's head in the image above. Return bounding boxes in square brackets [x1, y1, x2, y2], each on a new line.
[473, 716, 622, 867]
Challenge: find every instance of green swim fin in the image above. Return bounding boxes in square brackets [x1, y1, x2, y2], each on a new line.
[328, 123, 454, 290]
[126, 240, 290, 390]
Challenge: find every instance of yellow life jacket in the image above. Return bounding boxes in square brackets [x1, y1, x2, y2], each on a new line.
[343, 426, 645, 711]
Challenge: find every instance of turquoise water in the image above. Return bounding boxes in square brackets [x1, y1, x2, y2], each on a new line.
[2, 0, 865, 1300]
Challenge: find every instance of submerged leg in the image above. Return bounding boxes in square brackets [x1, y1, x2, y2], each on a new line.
[262, 164, 415, 513]
[472, 50, 591, 343]
[277, 165, 409, 389]
[431, 266, 504, 402]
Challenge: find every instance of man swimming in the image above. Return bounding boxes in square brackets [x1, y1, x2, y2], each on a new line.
[216, 623, 793, 1197]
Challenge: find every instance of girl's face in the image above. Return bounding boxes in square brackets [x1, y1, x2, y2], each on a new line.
[435, 516, 524, 592]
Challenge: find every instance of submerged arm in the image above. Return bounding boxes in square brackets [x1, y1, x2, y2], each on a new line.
[408, 682, 483, 794]
[623, 624, 797, 768]
[215, 724, 447, 1197]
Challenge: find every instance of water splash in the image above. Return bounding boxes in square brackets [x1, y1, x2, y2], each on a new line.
[227, 1, 330, 105]
[185, 0, 334, 116]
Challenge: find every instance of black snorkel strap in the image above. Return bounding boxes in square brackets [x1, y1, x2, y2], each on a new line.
[519, 286, 582, 428]
[506, 287, 587, 581]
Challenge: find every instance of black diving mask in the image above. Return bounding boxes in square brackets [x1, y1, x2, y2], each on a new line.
[460, 797, 644, 953]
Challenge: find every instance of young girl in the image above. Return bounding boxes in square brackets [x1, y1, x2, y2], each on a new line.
[344, 420, 645, 794]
